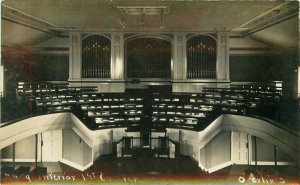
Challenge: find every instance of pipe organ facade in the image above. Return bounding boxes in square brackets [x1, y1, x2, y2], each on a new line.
[81, 35, 111, 78]
[186, 34, 217, 79]
[126, 37, 171, 79]
[69, 32, 230, 91]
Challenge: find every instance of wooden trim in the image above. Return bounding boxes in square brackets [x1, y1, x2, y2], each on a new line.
[229, 47, 270, 51]
[43, 47, 69, 51]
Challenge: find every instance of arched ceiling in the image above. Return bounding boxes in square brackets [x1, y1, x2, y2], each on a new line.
[1, 0, 298, 48]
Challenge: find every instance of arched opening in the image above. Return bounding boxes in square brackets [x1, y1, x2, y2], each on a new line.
[125, 37, 171, 79]
[81, 35, 111, 78]
[187, 35, 216, 79]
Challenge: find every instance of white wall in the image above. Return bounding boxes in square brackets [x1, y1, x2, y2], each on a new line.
[166, 114, 297, 173]
[200, 131, 231, 169]
[229, 37, 268, 49]
[179, 129, 199, 161]
[61, 129, 93, 170]
[113, 128, 127, 142]
[1, 135, 36, 161]
[251, 136, 293, 165]
[228, 36, 272, 55]
[34, 37, 69, 48]
[166, 128, 180, 142]
[0, 113, 70, 150]
[250, 17, 299, 48]
[1, 130, 62, 162]
[222, 115, 299, 160]
[1, 113, 297, 172]
[92, 129, 113, 156]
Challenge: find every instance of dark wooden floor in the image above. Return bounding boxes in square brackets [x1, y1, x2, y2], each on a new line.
[86, 154, 204, 176]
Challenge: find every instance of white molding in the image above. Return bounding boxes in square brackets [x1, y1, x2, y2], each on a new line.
[198, 160, 207, 172]
[1, 159, 36, 162]
[250, 161, 293, 165]
[72, 127, 93, 147]
[207, 161, 234, 173]
[172, 79, 230, 83]
[68, 78, 125, 82]
[240, 1, 298, 35]
[231, 131, 234, 163]
[55, 27, 234, 33]
[0, 113, 70, 150]
[1, 3, 57, 34]
[60, 159, 92, 172]
[1, 113, 298, 174]
[1, 158, 60, 162]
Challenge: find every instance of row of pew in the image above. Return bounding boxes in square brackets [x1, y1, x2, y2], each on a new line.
[15, 82, 283, 131]
[17, 81, 97, 96]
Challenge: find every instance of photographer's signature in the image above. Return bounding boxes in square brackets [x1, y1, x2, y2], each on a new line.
[238, 173, 286, 184]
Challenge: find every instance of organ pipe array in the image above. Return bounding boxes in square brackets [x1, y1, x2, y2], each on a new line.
[81, 35, 215, 79]
[82, 35, 111, 78]
[126, 38, 171, 78]
[187, 35, 216, 79]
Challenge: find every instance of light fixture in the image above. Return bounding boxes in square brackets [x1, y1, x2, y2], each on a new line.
[115, 6, 170, 29]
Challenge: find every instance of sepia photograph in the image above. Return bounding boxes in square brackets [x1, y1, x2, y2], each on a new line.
[0, 0, 299, 184]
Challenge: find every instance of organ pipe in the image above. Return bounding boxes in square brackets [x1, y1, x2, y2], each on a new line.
[82, 35, 111, 78]
[187, 35, 216, 79]
[126, 38, 171, 79]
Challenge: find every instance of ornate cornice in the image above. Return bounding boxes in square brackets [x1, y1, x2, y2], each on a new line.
[114, 6, 171, 16]
[241, 1, 298, 36]
[1, 4, 60, 35]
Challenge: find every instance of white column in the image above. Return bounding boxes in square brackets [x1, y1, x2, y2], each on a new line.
[216, 32, 230, 81]
[111, 33, 124, 80]
[173, 33, 187, 80]
[69, 32, 81, 81]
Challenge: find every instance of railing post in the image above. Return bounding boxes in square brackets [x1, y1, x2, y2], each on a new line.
[254, 136, 257, 170]
[35, 134, 38, 169]
[274, 145, 277, 173]
[12, 143, 16, 169]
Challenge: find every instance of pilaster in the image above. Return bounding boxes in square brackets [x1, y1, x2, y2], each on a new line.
[111, 33, 124, 80]
[216, 32, 230, 81]
[173, 33, 187, 80]
[69, 32, 81, 81]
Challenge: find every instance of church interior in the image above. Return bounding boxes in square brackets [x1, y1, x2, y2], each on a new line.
[0, 0, 300, 184]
